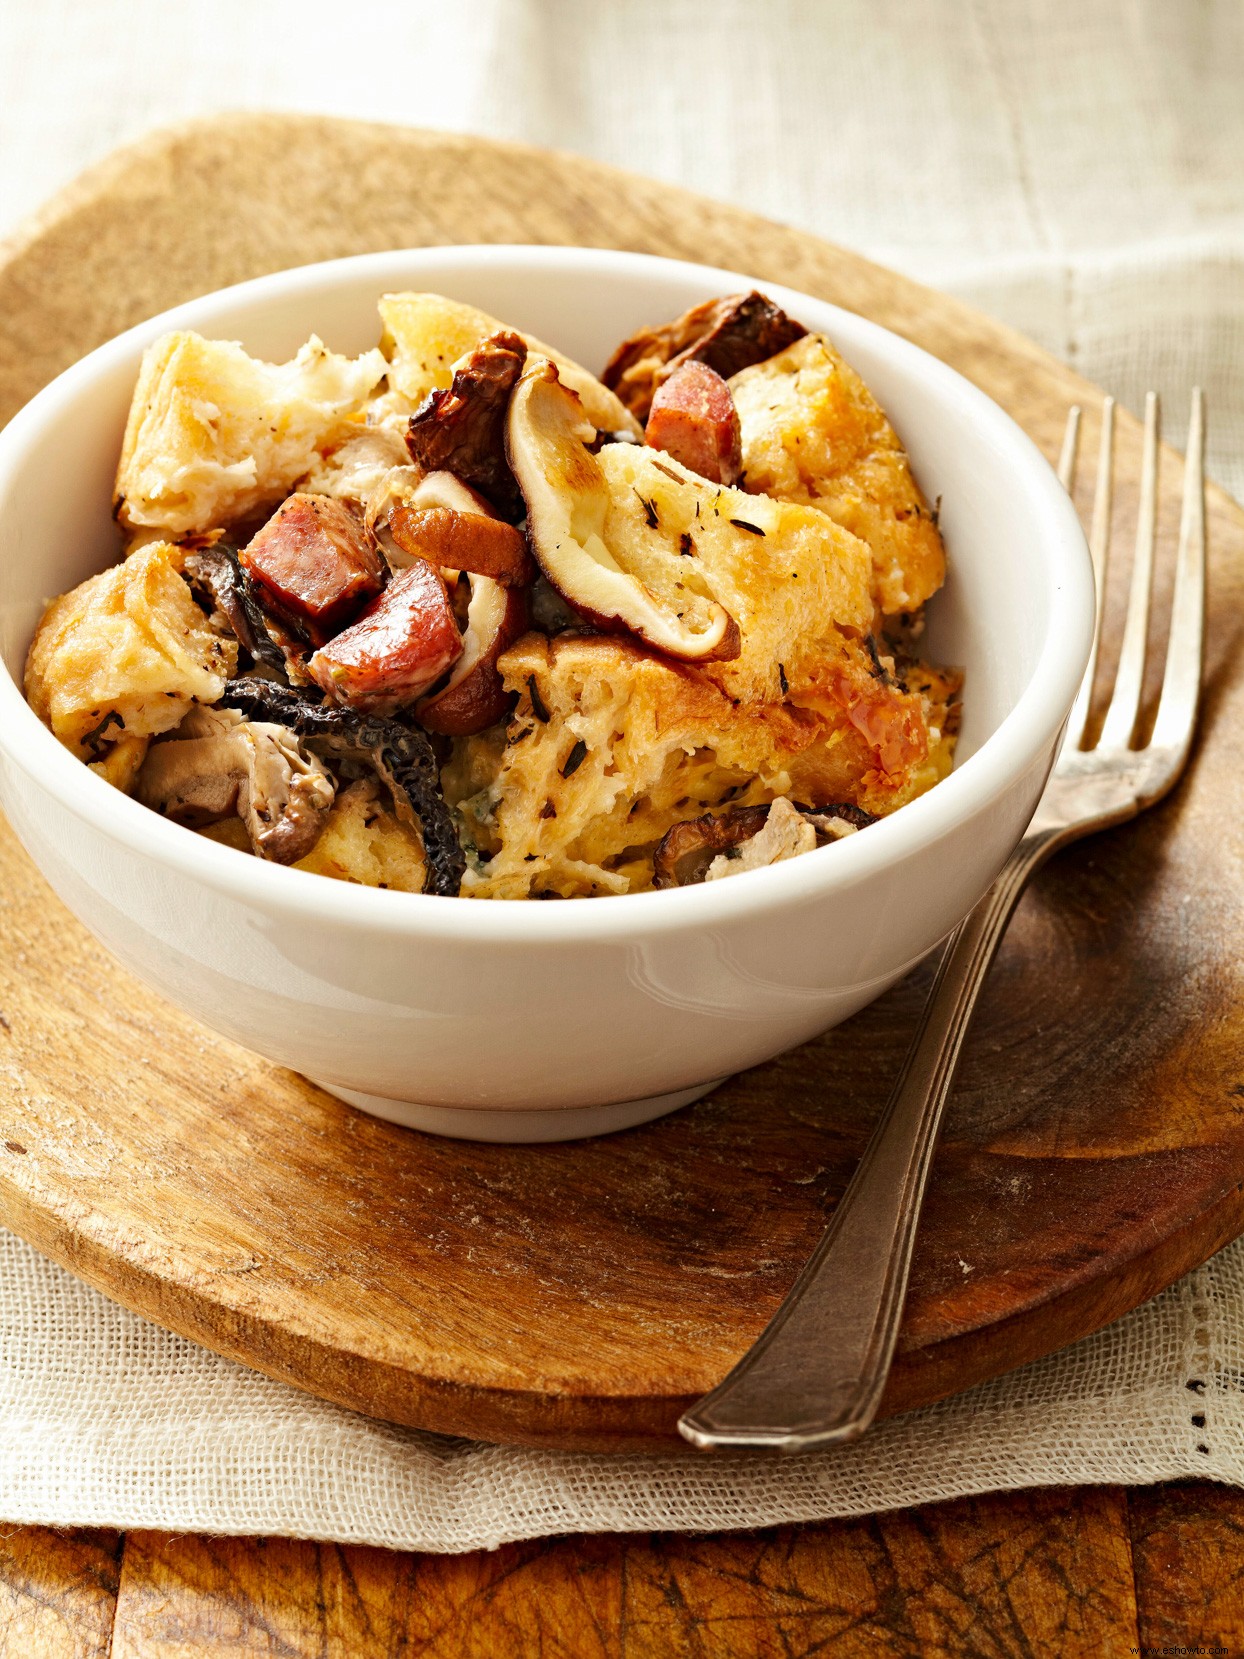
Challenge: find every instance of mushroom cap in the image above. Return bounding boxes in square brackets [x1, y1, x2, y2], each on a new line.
[506, 359, 738, 664]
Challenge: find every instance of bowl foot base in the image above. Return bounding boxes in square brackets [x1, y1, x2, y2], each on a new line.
[306, 1078, 725, 1143]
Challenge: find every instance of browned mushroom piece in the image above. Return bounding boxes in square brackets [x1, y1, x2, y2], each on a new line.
[652, 798, 877, 888]
[184, 542, 291, 680]
[404, 330, 529, 521]
[602, 291, 808, 423]
[137, 704, 336, 864]
[388, 505, 535, 586]
[365, 467, 492, 571]
[652, 804, 770, 888]
[417, 579, 528, 735]
[184, 537, 335, 690]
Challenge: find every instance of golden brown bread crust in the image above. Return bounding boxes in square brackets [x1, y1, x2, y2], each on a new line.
[730, 334, 946, 617]
[115, 332, 386, 536]
[445, 630, 958, 899]
[24, 540, 237, 760]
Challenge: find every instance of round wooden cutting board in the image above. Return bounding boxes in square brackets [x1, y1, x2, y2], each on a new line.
[0, 115, 1241, 1453]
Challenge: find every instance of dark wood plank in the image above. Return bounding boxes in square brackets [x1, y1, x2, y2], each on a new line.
[106, 1489, 1140, 1657]
[108, 1531, 599, 1659]
[0, 116, 1242, 1451]
[1131, 1480, 1244, 1650]
[0, 1526, 121, 1659]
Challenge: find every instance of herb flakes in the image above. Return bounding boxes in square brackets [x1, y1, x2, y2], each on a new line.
[560, 738, 588, 779]
[634, 490, 660, 530]
[527, 675, 551, 722]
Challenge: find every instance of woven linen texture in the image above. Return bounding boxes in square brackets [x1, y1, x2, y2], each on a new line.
[0, 1227, 1232, 1552]
[0, 0, 1242, 1545]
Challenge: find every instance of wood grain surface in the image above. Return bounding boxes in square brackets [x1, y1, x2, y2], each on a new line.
[0, 114, 1242, 1451]
[1, 1487, 1241, 1656]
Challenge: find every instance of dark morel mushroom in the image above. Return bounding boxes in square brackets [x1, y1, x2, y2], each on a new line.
[219, 677, 466, 896]
[185, 543, 291, 680]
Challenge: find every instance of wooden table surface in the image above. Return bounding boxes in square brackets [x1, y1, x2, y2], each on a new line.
[0, 1484, 1237, 1655]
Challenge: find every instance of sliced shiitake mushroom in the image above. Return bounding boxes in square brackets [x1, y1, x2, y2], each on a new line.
[652, 799, 876, 888]
[366, 467, 493, 571]
[506, 359, 737, 663]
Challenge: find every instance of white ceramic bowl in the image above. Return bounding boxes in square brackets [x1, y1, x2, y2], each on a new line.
[0, 247, 1093, 1141]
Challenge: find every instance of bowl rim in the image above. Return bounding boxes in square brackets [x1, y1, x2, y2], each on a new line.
[0, 243, 1094, 944]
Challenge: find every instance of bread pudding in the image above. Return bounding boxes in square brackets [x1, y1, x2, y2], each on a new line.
[25, 289, 961, 898]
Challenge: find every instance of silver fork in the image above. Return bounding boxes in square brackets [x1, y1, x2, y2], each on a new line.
[680, 390, 1207, 1453]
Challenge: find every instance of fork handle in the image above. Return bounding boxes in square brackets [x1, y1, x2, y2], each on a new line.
[678, 828, 1060, 1452]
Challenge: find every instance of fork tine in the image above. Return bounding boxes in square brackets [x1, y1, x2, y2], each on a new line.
[1058, 405, 1082, 493]
[1149, 389, 1206, 763]
[1064, 396, 1115, 750]
[1099, 393, 1160, 749]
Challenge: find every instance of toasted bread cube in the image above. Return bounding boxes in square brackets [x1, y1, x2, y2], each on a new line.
[115, 331, 386, 536]
[729, 334, 946, 616]
[595, 444, 874, 705]
[295, 779, 427, 892]
[446, 629, 958, 900]
[241, 493, 384, 644]
[25, 541, 237, 756]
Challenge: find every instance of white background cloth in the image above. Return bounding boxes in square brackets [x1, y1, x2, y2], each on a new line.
[0, 0, 1242, 1547]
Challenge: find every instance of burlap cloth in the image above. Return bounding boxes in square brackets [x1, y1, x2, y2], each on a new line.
[1, 0, 1243, 1547]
